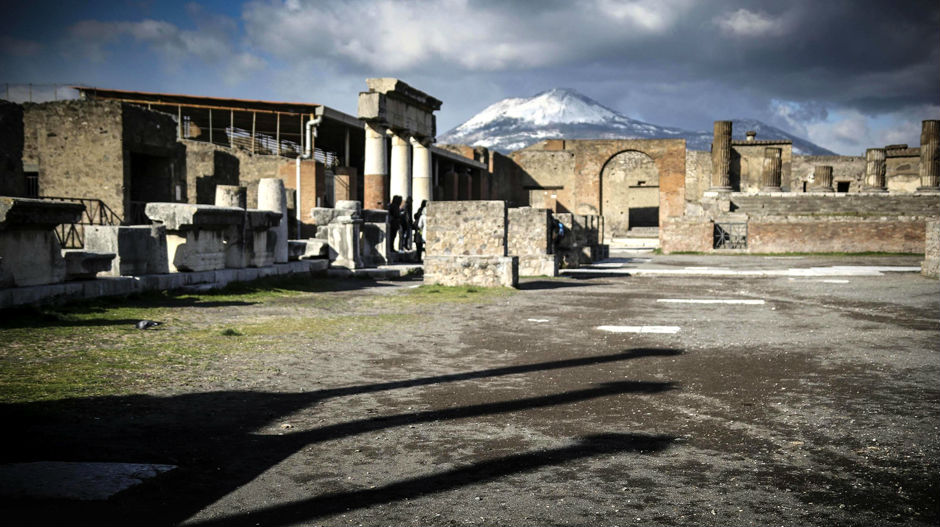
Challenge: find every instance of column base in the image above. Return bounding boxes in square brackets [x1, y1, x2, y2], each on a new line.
[864, 187, 888, 193]
[708, 186, 733, 193]
[916, 186, 940, 193]
[760, 186, 783, 193]
[810, 187, 834, 193]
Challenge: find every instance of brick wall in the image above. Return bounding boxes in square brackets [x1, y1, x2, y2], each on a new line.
[661, 219, 713, 253]
[730, 193, 940, 217]
[425, 200, 507, 256]
[791, 154, 866, 192]
[749, 218, 926, 253]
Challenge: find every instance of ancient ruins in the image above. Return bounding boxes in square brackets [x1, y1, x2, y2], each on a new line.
[1, 79, 938, 307]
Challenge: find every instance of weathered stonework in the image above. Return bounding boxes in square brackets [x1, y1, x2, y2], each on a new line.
[918, 120, 939, 192]
[425, 201, 507, 256]
[0, 101, 25, 197]
[923, 218, 939, 278]
[507, 207, 557, 276]
[0, 197, 84, 286]
[423, 255, 518, 288]
[711, 121, 732, 191]
[85, 225, 170, 276]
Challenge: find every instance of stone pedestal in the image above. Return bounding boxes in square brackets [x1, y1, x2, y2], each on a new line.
[244, 210, 281, 267]
[258, 178, 289, 263]
[144, 203, 244, 272]
[0, 197, 84, 286]
[85, 225, 169, 276]
[361, 209, 390, 266]
[411, 136, 432, 205]
[363, 122, 388, 209]
[710, 121, 732, 192]
[215, 185, 248, 268]
[761, 147, 783, 192]
[328, 218, 363, 269]
[865, 148, 887, 192]
[918, 120, 940, 193]
[811, 166, 834, 192]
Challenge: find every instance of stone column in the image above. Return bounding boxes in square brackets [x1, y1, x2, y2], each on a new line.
[760, 147, 782, 192]
[411, 136, 432, 205]
[363, 122, 388, 209]
[918, 120, 940, 193]
[865, 148, 887, 192]
[811, 166, 834, 192]
[258, 178, 289, 263]
[710, 121, 732, 191]
[390, 131, 412, 200]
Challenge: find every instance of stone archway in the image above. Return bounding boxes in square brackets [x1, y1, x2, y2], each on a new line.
[600, 150, 660, 238]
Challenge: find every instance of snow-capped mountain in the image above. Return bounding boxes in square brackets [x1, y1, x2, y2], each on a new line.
[438, 88, 836, 156]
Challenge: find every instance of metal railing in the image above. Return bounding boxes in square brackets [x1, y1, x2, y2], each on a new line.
[714, 222, 748, 250]
[40, 196, 123, 249]
[3, 83, 81, 103]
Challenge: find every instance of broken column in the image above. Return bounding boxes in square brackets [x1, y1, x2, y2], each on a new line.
[423, 201, 518, 288]
[411, 136, 432, 205]
[362, 122, 388, 209]
[0, 197, 84, 286]
[865, 148, 887, 192]
[918, 120, 939, 193]
[812, 166, 834, 192]
[760, 147, 783, 192]
[390, 131, 412, 200]
[710, 120, 733, 192]
[258, 178, 289, 263]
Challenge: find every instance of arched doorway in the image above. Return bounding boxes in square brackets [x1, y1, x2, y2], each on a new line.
[600, 150, 660, 238]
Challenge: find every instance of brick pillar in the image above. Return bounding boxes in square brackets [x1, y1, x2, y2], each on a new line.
[710, 120, 732, 192]
[865, 148, 887, 192]
[760, 147, 782, 192]
[363, 122, 388, 209]
[918, 120, 940, 193]
[811, 165, 834, 192]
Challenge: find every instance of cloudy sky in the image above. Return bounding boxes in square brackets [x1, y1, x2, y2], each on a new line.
[2, 0, 937, 155]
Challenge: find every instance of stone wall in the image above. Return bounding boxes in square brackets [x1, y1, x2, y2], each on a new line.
[749, 218, 926, 253]
[425, 200, 507, 256]
[791, 154, 866, 192]
[507, 207, 552, 256]
[923, 218, 938, 278]
[1, 101, 25, 197]
[423, 255, 518, 288]
[661, 219, 713, 253]
[731, 141, 793, 192]
[885, 148, 921, 192]
[23, 101, 126, 213]
[730, 193, 939, 217]
[685, 150, 711, 205]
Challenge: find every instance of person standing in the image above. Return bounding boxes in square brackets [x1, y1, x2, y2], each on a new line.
[387, 195, 402, 253]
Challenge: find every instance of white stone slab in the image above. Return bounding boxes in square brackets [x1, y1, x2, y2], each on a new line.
[657, 299, 765, 305]
[597, 325, 681, 334]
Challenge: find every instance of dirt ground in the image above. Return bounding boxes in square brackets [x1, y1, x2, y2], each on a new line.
[1, 254, 938, 526]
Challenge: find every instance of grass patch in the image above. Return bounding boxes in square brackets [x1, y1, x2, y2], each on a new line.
[396, 284, 515, 304]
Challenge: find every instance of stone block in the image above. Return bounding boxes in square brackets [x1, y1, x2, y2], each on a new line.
[300, 238, 329, 259]
[144, 202, 244, 231]
[361, 222, 390, 266]
[426, 201, 507, 256]
[85, 225, 169, 276]
[0, 197, 83, 229]
[508, 207, 552, 256]
[423, 255, 518, 288]
[0, 229, 67, 286]
[517, 254, 559, 277]
[328, 219, 363, 269]
[63, 250, 116, 280]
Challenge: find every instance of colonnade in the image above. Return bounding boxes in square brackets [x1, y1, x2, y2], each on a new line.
[362, 123, 435, 209]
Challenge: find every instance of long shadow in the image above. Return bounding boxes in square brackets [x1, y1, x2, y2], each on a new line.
[189, 433, 675, 527]
[517, 279, 602, 290]
[0, 349, 681, 526]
